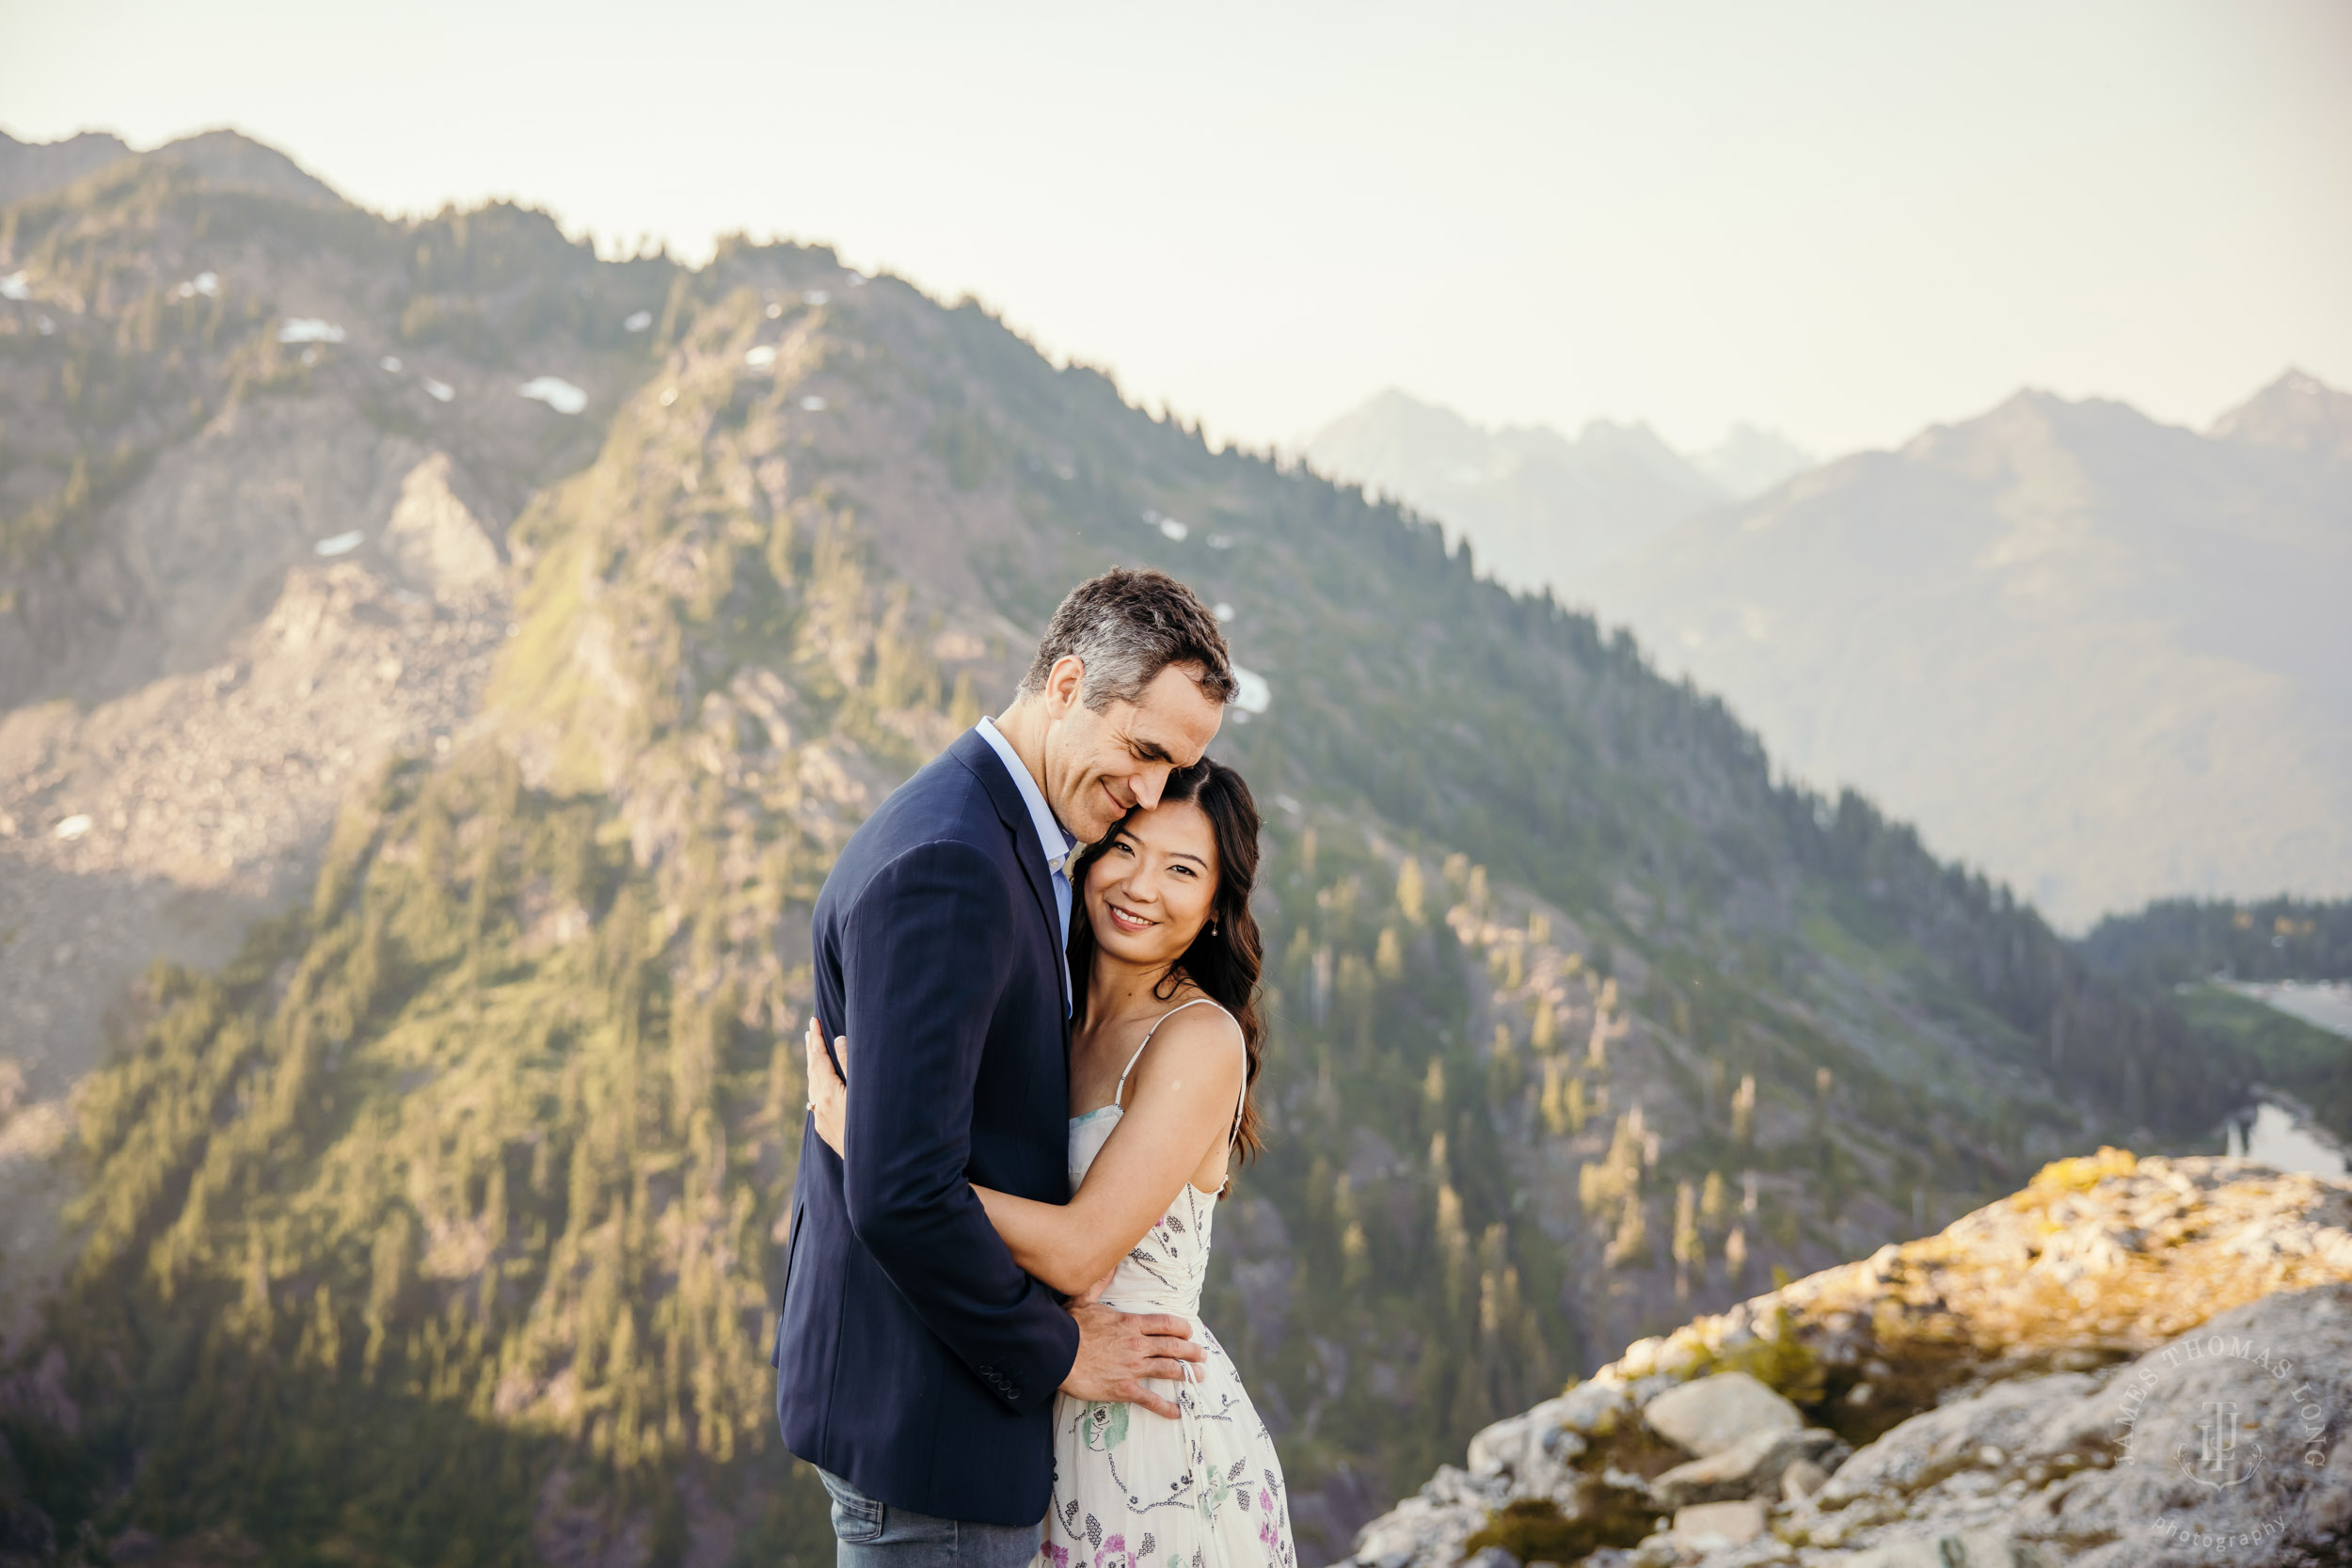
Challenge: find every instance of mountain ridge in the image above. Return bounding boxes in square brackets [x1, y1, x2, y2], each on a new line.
[1299, 390, 1811, 593]
[1584, 373, 2352, 930]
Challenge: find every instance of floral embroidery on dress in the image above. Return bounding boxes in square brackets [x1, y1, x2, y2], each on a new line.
[1083, 1402, 1130, 1451]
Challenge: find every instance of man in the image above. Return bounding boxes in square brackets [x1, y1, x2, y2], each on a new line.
[775, 567, 1238, 1566]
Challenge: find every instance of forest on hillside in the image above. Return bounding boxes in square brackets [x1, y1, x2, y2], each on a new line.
[0, 144, 2271, 1568]
[2080, 895, 2352, 986]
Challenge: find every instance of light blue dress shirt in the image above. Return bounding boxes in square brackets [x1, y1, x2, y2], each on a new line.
[975, 717, 1076, 1010]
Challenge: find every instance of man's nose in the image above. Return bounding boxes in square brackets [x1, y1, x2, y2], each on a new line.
[1132, 764, 1171, 810]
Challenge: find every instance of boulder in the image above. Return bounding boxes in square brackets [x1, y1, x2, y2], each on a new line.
[1814, 1372, 2094, 1507]
[1468, 1397, 1570, 1478]
[1640, 1370, 1802, 1457]
[1651, 1426, 1845, 1507]
[382, 453, 501, 596]
[1804, 1285, 2352, 1566]
[1779, 1456, 1829, 1502]
[1555, 1378, 1636, 1436]
[1668, 1499, 1766, 1549]
[1834, 1526, 2055, 1567]
[1350, 1493, 1482, 1568]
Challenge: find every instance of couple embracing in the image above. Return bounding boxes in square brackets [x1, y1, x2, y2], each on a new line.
[773, 568, 1295, 1568]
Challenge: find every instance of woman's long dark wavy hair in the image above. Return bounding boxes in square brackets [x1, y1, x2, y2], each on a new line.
[1065, 756, 1266, 1170]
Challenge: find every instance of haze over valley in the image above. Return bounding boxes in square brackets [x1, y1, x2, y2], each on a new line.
[1310, 376, 2352, 930]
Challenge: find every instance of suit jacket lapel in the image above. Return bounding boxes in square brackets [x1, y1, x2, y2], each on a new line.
[950, 729, 1071, 1016]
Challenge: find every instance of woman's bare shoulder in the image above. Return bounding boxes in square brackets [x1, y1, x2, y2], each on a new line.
[1138, 995, 1246, 1075]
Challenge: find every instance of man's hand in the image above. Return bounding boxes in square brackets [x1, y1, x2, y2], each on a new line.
[803, 1018, 847, 1158]
[1059, 1298, 1208, 1420]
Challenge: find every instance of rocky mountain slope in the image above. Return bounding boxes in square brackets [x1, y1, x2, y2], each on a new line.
[1350, 1149, 2352, 1566]
[1301, 391, 1810, 590]
[0, 134, 2261, 1567]
[0, 135, 667, 1344]
[1581, 380, 2352, 931]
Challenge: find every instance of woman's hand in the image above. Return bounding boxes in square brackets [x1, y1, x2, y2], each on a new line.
[803, 1016, 848, 1158]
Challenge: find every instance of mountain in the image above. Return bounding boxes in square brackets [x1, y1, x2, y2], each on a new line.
[1689, 423, 1818, 501]
[1347, 1149, 2352, 1566]
[2210, 367, 2352, 460]
[0, 132, 132, 211]
[1581, 383, 2352, 932]
[1299, 391, 1812, 593]
[0, 133, 2255, 1567]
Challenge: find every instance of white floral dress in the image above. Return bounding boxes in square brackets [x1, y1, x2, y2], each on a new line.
[1036, 999, 1295, 1568]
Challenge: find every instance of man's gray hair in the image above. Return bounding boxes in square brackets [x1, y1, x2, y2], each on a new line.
[1017, 567, 1239, 710]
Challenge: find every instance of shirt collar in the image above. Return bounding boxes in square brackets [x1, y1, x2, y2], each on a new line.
[975, 716, 1075, 867]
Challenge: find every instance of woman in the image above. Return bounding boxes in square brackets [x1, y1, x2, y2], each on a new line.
[804, 756, 1295, 1568]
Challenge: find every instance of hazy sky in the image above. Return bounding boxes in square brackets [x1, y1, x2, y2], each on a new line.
[5, 0, 2347, 457]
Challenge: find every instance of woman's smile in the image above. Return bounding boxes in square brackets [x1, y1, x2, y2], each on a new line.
[1105, 900, 1158, 933]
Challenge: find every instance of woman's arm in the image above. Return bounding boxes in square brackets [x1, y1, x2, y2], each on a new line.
[804, 1010, 1244, 1296]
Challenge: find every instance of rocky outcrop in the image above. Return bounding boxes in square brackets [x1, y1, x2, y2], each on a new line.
[1343, 1152, 2352, 1566]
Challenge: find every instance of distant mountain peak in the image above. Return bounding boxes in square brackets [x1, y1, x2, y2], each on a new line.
[1302, 391, 1815, 594]
[2211, 367, 2352, 459]
[0, 128, 133, 209]
[0, 124, 346, 215]
[145, 128, 346, 208]
[1692, 421, 1815, 499]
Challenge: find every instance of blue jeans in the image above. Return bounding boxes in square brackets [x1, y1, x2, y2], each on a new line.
[816, 1468, 1040, 1568]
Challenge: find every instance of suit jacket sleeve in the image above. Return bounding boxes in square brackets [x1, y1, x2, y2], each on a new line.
[837, 839, 1081, 1411]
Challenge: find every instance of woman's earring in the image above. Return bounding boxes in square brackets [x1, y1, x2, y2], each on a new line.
[1209, 921, 1218, 935]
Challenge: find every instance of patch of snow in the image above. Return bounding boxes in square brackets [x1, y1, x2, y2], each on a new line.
[1273, 793, 1302, 815]
[744, 344, 777, 369]
[518, 376, 587, 415]
[421, 378, 455, 403]
[803, 289, 830, 306]
[848, 273, 868, 287]
[315, 530, 365, 558]
[52, 815, 92, 841]
[623, 309, 653, 332]
[379, 355, 403, 372]
[1214, 602, 1236, 622]
[0, 272, 28, 300]
[1206, 533, 1234, 549]
[194, 271, 219, 296]
[1232, 665, 1271, 715]
[1157, 517, 1189, 542]
[800, 395, 828, 412]
[278, 318, 344, 344]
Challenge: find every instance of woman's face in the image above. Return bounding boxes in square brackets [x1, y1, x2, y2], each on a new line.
[1083, 798, 1221, 970]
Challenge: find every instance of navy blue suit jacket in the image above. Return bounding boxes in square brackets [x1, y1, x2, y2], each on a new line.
[774, 727, 1082, 1524]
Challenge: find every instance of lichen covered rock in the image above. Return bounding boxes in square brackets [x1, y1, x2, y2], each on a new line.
[1343, 1155, 2352, 1568]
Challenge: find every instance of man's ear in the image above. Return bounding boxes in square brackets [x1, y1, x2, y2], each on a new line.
[1044, 655, 1087, 720]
